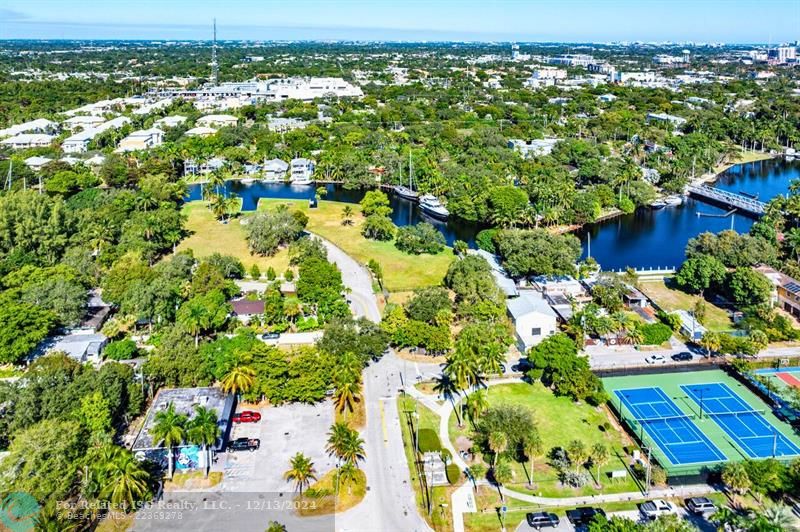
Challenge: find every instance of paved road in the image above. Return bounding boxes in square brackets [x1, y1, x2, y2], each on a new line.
[311, 233, 432, 531]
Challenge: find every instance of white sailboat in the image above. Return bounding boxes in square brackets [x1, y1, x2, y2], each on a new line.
[394, 152, 419, 201]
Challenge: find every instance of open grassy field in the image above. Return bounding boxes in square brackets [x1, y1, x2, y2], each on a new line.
[639, 278, 733, 332]
[449, 383, 642, 498]
[398, 394, 455, 532]
[258, 198, 454, 292]
[176, 201, 290, 274]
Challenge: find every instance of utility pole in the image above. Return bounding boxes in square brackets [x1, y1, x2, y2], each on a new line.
[645, 447, 652, 496]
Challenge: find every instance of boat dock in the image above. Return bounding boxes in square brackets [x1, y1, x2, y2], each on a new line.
[686, 184, 767, 217]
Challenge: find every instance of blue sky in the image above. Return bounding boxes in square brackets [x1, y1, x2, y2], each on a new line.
[0, 0, 798, 43]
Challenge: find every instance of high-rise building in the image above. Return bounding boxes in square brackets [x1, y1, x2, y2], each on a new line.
[211, 19, 219, 85]
[511, 43, 520, 61]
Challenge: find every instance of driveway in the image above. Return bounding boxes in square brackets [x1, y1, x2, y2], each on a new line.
[314, 234, 380, 323]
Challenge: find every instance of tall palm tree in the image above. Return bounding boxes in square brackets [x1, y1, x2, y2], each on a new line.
[220, 364, 256, 397]
[522, 431, 543, 487]
[96, 445, 151, 510]
[187, 405, 221, 478]
[589, 443, 610, 485]
[332, 374, 362, 418]
[340, 429, 366, 468]
[326, 422, 351, 463]
[337, 462, 359, 495]
[699, 332, 722, 357]
[151, 403, 187, 480]
[444, 352, 473, 427]
[761, 504, 797, 529]
[465, 389, 489, 427]
[284, 452, 317, 496]
[488, 432, 507, 466]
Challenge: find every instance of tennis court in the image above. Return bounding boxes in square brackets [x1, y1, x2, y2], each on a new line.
[776, 372, 800, 389]
[681, 382, 800, 459]
[614, 387, 727, 465]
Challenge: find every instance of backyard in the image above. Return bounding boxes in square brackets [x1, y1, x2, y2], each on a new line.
[176, 201, 290, 273]
[448, 383, 643, 498]
[639, 278, 734, 332]
[258, 198, 454, 292]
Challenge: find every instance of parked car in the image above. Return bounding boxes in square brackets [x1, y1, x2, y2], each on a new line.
[671, 352, 693, 362]
[232, 411, 261, 423]
[566, 507, 606, 526]
[645, 354, 667, 364]
[640, 499, 676, 519]
[774, 407, 800, 424]
[228, 437, 260, 452]
[261, 332, 280, 340]
[685, 497, 717, 515]
[525, 512, 560, 529]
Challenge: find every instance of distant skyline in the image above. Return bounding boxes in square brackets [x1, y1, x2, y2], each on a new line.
[0, 0, 798, 44]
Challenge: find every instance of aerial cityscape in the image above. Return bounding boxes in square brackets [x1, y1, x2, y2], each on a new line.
[2, 1, 800, 531]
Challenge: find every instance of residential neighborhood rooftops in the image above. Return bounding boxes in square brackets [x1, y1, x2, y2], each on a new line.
[507, 290, 558, 321]
[230, 299, 266, 316]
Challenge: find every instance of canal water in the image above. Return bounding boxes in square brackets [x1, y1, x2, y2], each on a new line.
[184, 157, 800, 270]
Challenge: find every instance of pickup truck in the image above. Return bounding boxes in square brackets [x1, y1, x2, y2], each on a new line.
[566, 507, 606, 526]
[639, 499, 676, 519]
[228, 437, 260, 452]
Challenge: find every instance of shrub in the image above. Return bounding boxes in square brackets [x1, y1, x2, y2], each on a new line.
[249, 263, 261, 280]
[104, 339, 139, 361]
[296, 316, 319, 332]
[560, 470, 592, 488]
[617, 196, 635, 214]
[475, 229, 498, 253]
[361, 214, 395, 241]
[657, 310, 682, 331]
[446, 464, 461, 484]
[638, 323, 673, 345]
[417, 428, 441, 453]
[266, 267, 276, 280]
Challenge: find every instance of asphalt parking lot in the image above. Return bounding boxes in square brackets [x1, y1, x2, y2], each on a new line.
[219, 400, 336, 492]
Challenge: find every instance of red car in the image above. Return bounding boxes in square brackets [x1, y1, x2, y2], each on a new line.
[232, 411, 261, 423]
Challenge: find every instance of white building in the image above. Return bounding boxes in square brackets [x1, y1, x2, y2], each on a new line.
[290, 158, 315, 183]
[197, 114, 238, 128]
[530, 67, 568, 80]
[0, 118, 59, 139]
[24, 156, 53, 171]
[597, 93, 618, 103]
[1, 133, 56, 149]
[185, 126, 218, 138]
[161, 77, 363, 103]
[116, 128, 164, 152]
[646, 112, 687, 128]
[154, 115, 188, 128]
[508, 138, 561, 158]
[63, 130, 96, 153]
[507, 291, 558, 352]
[267, 117, 309, 133]
[64, 115, 106, 130]
[263, 159, 289, 181]
[549, 54, 595, 67]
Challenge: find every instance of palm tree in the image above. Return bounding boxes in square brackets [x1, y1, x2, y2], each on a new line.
[187, 405, 221, 478]
[699, 332, 722, 357]
[567, 440, 588, 474]
[178, 302, 206, 347]
[341, 205, 354, 225]
[444, 352, 476, 427]
[522, 431, 543, 487]
[589, 443, 610, 485]
[761, 504, 797, 529]
[333, 373, 362, 418]
[339, 429, 366, 468]
[626, 327, 644, 346]
[96, 446, 151, 510]
[721, 462, 751, 501]
[488, 432, 507, 466]
[220, 364, 256, 397]
[493, 459, 513, 501]
[284, 452, 317, 496]
[785, 227, 800, 260]
[34, 502, 79, 532]
[326, 422, 351, 463]
[465, 389, 489, 428]
[151, 403, 187, 480]
[337, 462, 359, 495]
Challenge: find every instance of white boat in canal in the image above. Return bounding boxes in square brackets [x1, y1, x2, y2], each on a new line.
[393, 152, 419, 201]
[419, 194, 449, 219]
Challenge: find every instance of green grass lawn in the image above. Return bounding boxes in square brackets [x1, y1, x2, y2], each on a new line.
[449, 383, 643, 498]
[398, 394, 455, 532]
[603, 369, 800, 475]
[258, 198, 454, 292]
[639, 278, 733, 332]
[176, 201, 290, 274]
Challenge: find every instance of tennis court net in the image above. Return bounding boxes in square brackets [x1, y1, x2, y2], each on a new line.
[706, 409, 766, 418]
[630, 413, 696, 425]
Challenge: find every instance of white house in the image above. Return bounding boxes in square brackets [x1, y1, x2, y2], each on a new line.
[506, 290, 558, 352]
[646, 112, 687, 128]
[197, 114, 238, 128]
[1, 133, 56, 149]
[290, 158, 315, 183]
[154, 115, 188, 128]
[263, 158, 289, 181]
[185, 126, 218, 138]
[508, 138, 561, 158]
[116, 128, 164, 153]
[0, 118, 59, 138]
[64, 115, 106, 131]
[24, 156, 53, 172]
[63, 129, 97, 153]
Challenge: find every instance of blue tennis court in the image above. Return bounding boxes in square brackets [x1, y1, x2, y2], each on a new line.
[681, 382, 800, 459]
[615, 387, 727, 465]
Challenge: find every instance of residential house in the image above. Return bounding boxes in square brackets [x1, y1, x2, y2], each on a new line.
[64, 115, 106, 131]
[267, 117, 309, 133]
[116, 128, 164, 152]
[646, 112, 687, 128]
[23, 156, 53, 172]
[754, 265, 800, 319]
[290, 158, 315, 183]
[674, 309, 707, 341]
[154, 115, 188, 128]
[263, 159, 289, 181]
[1, 133, 56, 149]
[185, 126, 218, 138]
[63, 129, 97, 153]
[197, 114, 238, 128]
[47, 333, 108, 363]
[472, 249, 518, 297]
[506, 290, 558, 352]
[0, 118, 59, 138]
[508, 138, 561, 158]
[230, 299, 265, 324]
